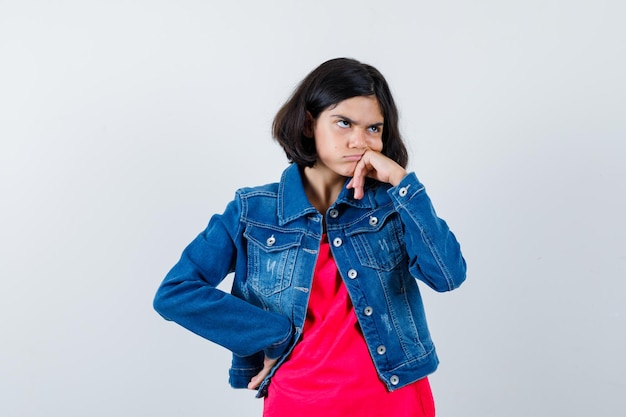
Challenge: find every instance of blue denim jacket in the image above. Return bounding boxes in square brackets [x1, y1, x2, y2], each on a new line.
[154, 164, 466, 397]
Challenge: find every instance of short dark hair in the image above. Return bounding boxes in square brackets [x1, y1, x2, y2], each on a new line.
[272, 58, 408, 168]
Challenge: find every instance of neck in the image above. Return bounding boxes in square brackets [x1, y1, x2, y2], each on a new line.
[302, 166, 345, 215]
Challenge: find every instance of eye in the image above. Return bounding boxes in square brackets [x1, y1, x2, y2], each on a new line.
[368, 125, 381, 133]
[337, 119, 351, 128]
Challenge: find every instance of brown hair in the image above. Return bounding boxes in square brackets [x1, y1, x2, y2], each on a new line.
[273, 58, 408, 168]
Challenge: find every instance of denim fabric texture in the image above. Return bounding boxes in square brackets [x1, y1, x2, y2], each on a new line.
[153, 164, 466, 397]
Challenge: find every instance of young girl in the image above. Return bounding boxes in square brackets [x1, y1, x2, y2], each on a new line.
[154, 58, 466, 416]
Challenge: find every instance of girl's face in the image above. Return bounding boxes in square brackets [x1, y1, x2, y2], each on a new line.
[311, 95, 384, 179]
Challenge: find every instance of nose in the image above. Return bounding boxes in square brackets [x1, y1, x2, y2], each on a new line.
[349, 129, 367, 148]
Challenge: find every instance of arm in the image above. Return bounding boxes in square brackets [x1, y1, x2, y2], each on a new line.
[388, 172, 467, 292]
[348, 149, 466, 291]
[153, 197, 294, 359]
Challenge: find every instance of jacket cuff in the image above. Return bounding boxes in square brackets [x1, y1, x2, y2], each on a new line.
[229, 367, 260, 389]
[388, 172, 425, 202]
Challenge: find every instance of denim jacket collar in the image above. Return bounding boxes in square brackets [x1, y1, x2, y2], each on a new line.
[277, 164, 377, 225]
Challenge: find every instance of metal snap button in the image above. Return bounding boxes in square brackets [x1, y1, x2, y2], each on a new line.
[377, 345, 386, 355]
[347, 269, 358, 279]
[399, 187, 408, 197]
[390, 375, 400, 385]
[369, 216, 378, 226]
[329, 209, 339, 218]
[333, 237, 343, 247]
[364, 306, 373, 316]
[266, 235, 276, 246]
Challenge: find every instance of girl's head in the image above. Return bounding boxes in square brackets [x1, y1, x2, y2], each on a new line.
[273, 58, 408, 169]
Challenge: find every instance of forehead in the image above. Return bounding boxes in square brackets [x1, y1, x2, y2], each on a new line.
[324, 96, 383, 120]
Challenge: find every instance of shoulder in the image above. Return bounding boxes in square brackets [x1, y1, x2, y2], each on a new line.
[234, 164, 295, 199]
[232, 181, 282, 225]
[236, 181, 280, 199]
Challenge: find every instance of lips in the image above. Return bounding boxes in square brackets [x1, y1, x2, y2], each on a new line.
[343, 154, 363, 161]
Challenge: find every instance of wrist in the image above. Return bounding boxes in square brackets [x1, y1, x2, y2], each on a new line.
[389, 168, 408, 187]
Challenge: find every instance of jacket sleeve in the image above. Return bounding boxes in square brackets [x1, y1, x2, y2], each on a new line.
[153, 195, 293, 359]
[388, 172, 467, 292]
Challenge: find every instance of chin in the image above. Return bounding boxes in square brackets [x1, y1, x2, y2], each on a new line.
[335, 168, 355, 178]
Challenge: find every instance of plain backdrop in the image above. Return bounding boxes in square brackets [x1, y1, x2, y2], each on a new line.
[1, 1, 624, 416]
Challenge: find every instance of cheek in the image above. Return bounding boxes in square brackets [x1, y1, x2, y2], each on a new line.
[371, 138, 384, 152]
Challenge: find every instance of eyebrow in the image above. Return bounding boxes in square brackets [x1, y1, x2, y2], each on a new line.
[331, 114, 384, 128]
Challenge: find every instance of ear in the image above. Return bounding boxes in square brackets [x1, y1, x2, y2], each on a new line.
[303, 111, 314, 138]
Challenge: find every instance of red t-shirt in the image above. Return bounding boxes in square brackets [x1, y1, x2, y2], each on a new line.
[263, 235, 435, 417]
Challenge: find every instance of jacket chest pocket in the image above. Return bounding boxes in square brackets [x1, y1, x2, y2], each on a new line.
[346, 212, 406, 271]
[244, 225, 303, 296]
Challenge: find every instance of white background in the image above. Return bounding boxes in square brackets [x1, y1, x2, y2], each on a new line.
[1, 1, 624, 416]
